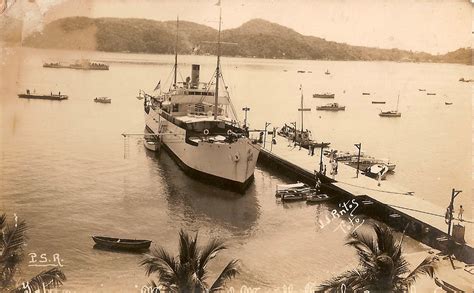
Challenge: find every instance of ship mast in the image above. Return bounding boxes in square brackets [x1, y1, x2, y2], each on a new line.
[298, 85, 311, 134]
[173, 16, 179, 88]
[214, 7, 222, 120]
[300, 86, 304, 133]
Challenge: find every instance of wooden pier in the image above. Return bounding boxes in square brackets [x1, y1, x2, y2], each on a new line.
[257, 134, 474, 262]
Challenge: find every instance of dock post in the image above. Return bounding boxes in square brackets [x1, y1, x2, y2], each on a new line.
[263, 122, 271, 149]
[270, 127, 276, 152]
[242, 107, 250, 128]
[319, 143, 325, 173]
[447, 188, 462, 237]
[354, 143, 362, 178]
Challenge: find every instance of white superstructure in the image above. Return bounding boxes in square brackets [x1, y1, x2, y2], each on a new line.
[143, 65, 260, 191]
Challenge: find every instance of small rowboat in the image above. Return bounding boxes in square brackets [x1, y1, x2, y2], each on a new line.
[445, 102, 453, 105]
[275, 183, 311, 198]
[92, 236, 151, 251]
[281, 193, 306, 202]
[94, 97, 111, 103]
[306, 193, 330, 204]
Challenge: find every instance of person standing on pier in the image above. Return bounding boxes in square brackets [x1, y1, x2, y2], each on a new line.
[315, 178, 321, 192]
[331, 160, 337, 179]
[458, 205, 464, 221]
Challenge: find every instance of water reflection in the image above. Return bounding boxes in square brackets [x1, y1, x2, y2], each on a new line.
[145, 149, 260, 235]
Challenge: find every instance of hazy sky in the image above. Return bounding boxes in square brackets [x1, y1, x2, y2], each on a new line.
[8, 0, 473, 54]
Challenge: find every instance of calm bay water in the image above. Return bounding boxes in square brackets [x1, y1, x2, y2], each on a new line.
[0, 47, 471, 292]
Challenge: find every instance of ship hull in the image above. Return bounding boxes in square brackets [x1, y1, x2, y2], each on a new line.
[161, 141, 255, 192]
[145, 107, 260, 192]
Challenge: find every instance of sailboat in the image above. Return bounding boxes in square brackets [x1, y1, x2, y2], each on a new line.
[140, 14, 261, 192]
[379, 94, 401, 117]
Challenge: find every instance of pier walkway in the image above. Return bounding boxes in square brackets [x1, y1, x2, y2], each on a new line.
[259, 134, 473, 249]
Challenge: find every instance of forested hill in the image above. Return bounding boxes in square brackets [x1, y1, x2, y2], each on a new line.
[21, 17, 472, 65]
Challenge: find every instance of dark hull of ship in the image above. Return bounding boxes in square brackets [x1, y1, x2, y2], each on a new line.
[159, 136, 254, 193]
[43, 64, 109, 70]
[18, 94, 68, 100]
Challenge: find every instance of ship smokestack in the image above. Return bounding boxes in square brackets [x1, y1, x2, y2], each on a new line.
[191, 64, 200, 88]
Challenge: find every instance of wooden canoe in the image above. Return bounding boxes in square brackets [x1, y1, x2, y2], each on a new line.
[92, 236, 151, 251]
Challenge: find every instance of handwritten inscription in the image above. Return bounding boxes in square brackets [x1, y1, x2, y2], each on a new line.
[141, 285, 160, 293]
[226, 285, 261, 293]
[20, 281, 74, 293]
[28, 253, 64, 267]
[318, 199, 365, 234]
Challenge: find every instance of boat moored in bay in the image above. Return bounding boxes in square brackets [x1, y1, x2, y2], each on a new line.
[94, 97, 112, 103]
[313, 92, 335, 98]
[92, 236, 151, 251]
[316, 103, 345, 111]
[379, 110, 401, 117]
[379, 94, 401, 117]
[18, 89, 68, 100]
[363, 164, 389, 180]
[43, 59, 109, 70]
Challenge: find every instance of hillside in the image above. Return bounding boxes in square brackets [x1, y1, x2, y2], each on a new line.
[22, 17, 472, 65]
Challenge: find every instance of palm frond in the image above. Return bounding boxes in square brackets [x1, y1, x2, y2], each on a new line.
[209, 259, 240, 292]
[316, 269, 367, 292]
[393, 257, 410, 278]
[0, 218, 27, 288]
[197, 238, 226, 280]
[11, 267, 66, 293]
[347, 226, 378, 257]
[1, 220, 27, 256]
[141, 247, 179, 287]
[346, 235, 377, 272]
[403, 255, 437, 286]
[0, 213, 6, 235]
[372, 222, 396, 256]
[178, 230, 195, 266]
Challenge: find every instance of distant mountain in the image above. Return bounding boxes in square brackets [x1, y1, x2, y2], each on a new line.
[22, 17, 472, 65]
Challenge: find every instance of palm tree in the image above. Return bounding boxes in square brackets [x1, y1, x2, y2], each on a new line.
[317, 222, 437, 292]
[0, 213, 66, 292]
[141, 229, 239, 293]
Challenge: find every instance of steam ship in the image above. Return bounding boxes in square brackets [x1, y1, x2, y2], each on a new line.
[140, 16, 261, 192]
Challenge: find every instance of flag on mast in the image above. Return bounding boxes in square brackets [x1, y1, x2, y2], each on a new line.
[215, 0, 221, 6]
[153, 80, 161, 91]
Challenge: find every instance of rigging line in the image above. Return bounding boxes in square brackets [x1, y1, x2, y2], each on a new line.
[386, 204, 474, 224]
[163, 67, 173, 92]
[335, 180, 413, 195]
[199, 69, 218, 104]
[178, 69, 186, 86]
[219, 74, 239, 122]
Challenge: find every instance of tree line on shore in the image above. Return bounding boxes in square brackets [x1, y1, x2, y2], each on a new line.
[18, 17, 472, 65]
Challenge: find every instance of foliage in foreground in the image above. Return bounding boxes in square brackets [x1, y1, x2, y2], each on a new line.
[141, 229, 239, 293]
[0, 213, 66, 292]
[317, 222, 437, 292]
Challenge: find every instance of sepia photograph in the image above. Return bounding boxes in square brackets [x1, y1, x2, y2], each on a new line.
[0, 0, 473, 292]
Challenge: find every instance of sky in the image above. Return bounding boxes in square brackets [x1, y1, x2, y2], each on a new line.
[4, 0, 473, 54]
